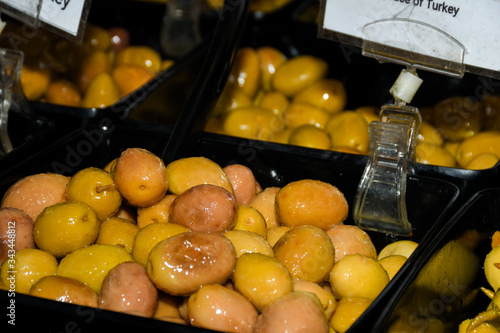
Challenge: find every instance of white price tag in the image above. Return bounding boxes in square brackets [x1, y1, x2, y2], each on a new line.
[39, 0, 87, 38]
[319, 0, 500, 79]
[0, 0, 91, 40]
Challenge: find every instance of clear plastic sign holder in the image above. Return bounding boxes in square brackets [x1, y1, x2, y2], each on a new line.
[0, 48, 30, 156]
[160, 0, 203, 59]
[353, 67, 423, 236]
[355, 20, 462, 236]
[361, 19, 465, 78]
[0, 0, 41, 29]
[316, 0, 482, 236]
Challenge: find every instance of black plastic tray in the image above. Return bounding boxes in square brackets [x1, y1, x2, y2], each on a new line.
[0, 1, 479, 332]
[0, 109, 54, 168]
[0, 119, 459, 332]
[0, 6, 461, 323]
[217, 12, 500, 205]
[349, 188, 500, 332]
[3, 0, 216, 137]
[30, 42, 208, 133]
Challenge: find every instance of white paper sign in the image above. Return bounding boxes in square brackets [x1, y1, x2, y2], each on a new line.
[319, 0, 500, 78]
[39, 0, 87, 37]
[0, 0, 90, 39]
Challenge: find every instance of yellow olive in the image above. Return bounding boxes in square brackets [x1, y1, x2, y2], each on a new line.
[34, 201, 100, 258]
[455, 131, 500, 168]
[258, 90, 290, 118]
[222, 106, 285, 140]
[284, 102, 330, 129]
[81, 72, 120, 109]
[166, 156, 233, 196]
[292, 78, 347, 114]
[66, 167, 122, 221]
[115, 46, 162, 74]
[113, 148, 168, 208]
[227, 47, 261, 98]
[29, 275, 98, 307]
[415, 142, 456, 168]
[325, 111, 370, 154]
[417, 121, 444, 146]
[250, 187, 281, 229]
[223, 229, 274, 258]
[288, 125, 331, 150]
[275, 179, 348, 230]
[329, 254, 390, 301]
[273, 225, 335, 283]
[232, 252, 293, 311]
[57, 244, 132, 293]
[329, 297, 372, 333]
[256, 46, 287, 91]
[1, 248, 58, 294]
[272, 55, 328, 97]
[213, 85, 253, 116]
[232, 204, 268, 238]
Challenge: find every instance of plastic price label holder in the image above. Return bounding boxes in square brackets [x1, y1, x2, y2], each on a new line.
[0, 0, 91, 41]
[318, 0, 500, 79]
[0, 48, 34, 156]
[0, 0, 40, 28]
[317, 0, 500, 236]
[0, 49, 21, 155]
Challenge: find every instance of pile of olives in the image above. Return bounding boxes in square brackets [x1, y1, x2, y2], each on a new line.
[206, 46, 500, 171]
[5, 22, 174, 109]
[0, 148, 419, 332]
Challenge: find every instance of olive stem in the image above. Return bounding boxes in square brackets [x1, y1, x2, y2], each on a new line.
[96, 184, 115, 193]
[467, 309, 499, 332]
[481, 287, 495, 300]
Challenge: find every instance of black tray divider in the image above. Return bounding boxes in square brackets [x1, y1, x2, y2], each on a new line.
[347, 183, 482, 332]
[161, 0, 250, 164]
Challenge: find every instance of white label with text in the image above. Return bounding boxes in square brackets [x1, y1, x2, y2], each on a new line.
[322, 0, 500, 72]
[39, 0, 86, 36]
[0, 0, 87, 37]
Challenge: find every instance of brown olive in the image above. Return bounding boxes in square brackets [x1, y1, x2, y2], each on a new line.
[432, 96, 483, 141]
[169, 184, 238, 233]
[147, 231, 236, 296]
[99, 261, 158, 317]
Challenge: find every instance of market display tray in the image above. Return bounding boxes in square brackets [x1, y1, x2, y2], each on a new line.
[0, 110, 54, 168]
[1, 0, 497, 331]
[0, 119, 459, 332]
[8, 0, 218, 137]
[351, 187, 500, 332]
[30, 42, 207, 133]
[217, 11, 500, 204]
